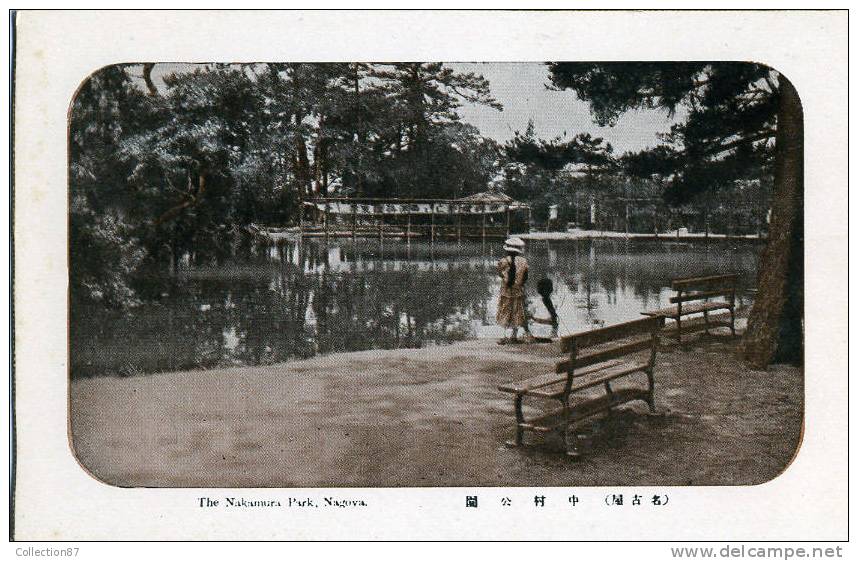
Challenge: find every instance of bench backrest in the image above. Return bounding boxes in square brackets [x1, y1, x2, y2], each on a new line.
[556, 316, 664, 373]
[669, 273, 738, 304]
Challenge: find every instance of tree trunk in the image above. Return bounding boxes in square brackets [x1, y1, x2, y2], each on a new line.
[352, 64, 365, 196]
[313, 141, 322, 195]
[297, 138, 312, 196]
[154, 171, 206, 226]
[314, 115, 329, 196]
[294, 112, 313, 198]
[142, 63, 158, 96]
[741, 77, 804, 369]
[316, 140, 329, 197]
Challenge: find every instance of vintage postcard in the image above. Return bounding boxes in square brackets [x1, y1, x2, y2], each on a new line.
[10, 10, 847, 542]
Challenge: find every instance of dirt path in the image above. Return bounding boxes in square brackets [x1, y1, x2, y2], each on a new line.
[70, 332, 802, 488]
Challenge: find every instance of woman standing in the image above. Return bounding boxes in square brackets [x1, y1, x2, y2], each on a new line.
[496, 237, 531, 343]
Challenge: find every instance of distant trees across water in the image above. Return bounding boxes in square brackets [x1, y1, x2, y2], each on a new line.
[71, 62, 506, 309]
[71, 62, 783, 364]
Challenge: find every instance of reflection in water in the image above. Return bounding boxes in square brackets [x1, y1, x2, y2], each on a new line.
[70, 239, 760, 377]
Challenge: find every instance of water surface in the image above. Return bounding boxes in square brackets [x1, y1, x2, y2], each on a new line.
[71, 238, 760, 377]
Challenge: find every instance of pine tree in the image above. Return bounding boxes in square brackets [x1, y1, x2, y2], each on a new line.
[547, 62, 802, 367]
[371, 62, 502, 197]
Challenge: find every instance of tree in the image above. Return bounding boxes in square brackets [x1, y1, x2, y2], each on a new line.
[313, 62, 387, 197]
[70, 62, 507, 314]
[120, 65, 266, 264]
[547, 62, 802, 367]
[370, 62, 503, 197]
[69, 65, 151, 307]
[503, 119, 617, 223]
[254, 62, 503, 200]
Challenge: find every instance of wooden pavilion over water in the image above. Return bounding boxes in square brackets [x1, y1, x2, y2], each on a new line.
[300, 191, 531, 241]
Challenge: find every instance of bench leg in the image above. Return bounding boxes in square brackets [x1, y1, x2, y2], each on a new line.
[729, 308, 736, 337]
[564, 422, 582, 459]
[645, 367, 657, 414]
[674, 316, 682, 344]
[505, 394, 525, 447]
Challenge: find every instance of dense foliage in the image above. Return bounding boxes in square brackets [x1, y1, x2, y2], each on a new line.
[70, 62, 778, 349]
[547, 62, 777, 205]
[546, 62, 801, 366]
[69, 63, 507, 308]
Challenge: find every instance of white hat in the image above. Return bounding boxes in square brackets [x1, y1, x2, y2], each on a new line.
[503, 237, 525, 254]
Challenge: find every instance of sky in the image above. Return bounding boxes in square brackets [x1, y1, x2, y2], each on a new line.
[450, 62, 681, 155]
[145, 62, 681, 155]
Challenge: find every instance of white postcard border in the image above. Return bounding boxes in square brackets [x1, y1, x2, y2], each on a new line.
[11, 10, 848, 540]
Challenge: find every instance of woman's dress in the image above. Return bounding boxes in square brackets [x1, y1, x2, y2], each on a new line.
[496, 255, 528, 328]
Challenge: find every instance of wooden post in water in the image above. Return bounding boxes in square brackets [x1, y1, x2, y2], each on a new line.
[626, 201, 629, 237]
[324, 200, 329, 243]
[449, 202, 455, 242]
[456, 205, 462, 242]
[352, 202, 357, 241]
[654, 205, 659, 238]
[378, 204, 383, 241]
[299, 198, 304, 238]
[481, 203, 487, 242]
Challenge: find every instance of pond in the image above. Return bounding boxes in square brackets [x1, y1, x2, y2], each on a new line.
[70, 238, 761, 377]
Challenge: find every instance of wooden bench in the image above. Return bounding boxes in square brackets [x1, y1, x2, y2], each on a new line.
[498, 316, 664, 457]
[641, 273, 738, 343]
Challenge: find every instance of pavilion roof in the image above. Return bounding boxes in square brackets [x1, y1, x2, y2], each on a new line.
[455, 190, 515, 203]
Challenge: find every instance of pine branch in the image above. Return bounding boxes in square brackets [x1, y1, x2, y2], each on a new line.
[703, 130, 775, 157]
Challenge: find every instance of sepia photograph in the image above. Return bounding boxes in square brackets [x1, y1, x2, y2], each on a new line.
[67, 60, 802, 488]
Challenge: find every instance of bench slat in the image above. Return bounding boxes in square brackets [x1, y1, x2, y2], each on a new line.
[559, 316, 662, 352]
[497, 359, 625, 395]
[518, 388, 651, 432]
[641, 300, 732, 318]
[661, 319, 733, 336]
[671, 273, 738, 290]
[556, 337, 652, 373]
[530, 360, 649, 398]
[669, 288, 735, 304]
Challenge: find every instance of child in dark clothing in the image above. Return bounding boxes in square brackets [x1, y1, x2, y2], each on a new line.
[536, 278, 559, 338]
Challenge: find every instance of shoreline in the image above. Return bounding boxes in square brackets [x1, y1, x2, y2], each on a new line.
[69, 323, 801, 488]
[247, 224, 767, 244]
[73, 311, 753, 381]
[519, 229, 767, 243]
